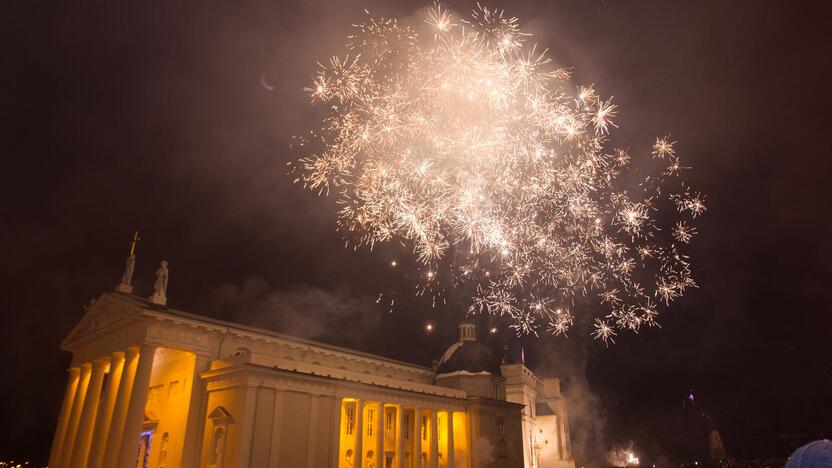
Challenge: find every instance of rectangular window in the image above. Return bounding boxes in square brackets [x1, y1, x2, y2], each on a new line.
[346, 405, 355, 435]
[386, 410, 393, 431]
[368, 409, 374, 436]
[403, 415, 410, 439]
[422, 415, 429, 441]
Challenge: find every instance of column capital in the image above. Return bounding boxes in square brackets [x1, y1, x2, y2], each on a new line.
[124, 346, 140, 359]
[91, 357, 110, 369]
[194, 351, 214, 360]
[139, 342, 158, 353]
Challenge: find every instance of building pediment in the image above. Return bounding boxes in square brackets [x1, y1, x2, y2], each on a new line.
[207, 406, 233, 425]
[61, 293, 149, 349]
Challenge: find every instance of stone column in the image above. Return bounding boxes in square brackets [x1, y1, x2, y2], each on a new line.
[354, 399, 364, 468]
[47, 366, 81, 468]
[116, 343, 157, 468]
[376, 402, 385, 468]
[88, 351, 126, 468]
[395, 405, 404, 468]
[70, 358, 109, 467]
[429, 411, 439, 468]
[446, 412, 455, 468]
[180, 353, 212, 468]
[413, 409, 422, 468]
[101, 347, 139, 468]
[57, 362, 92, 468]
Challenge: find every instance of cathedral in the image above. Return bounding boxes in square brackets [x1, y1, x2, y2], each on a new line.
[48, 276, 575, 468]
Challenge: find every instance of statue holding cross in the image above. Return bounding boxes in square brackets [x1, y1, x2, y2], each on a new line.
[116, 231, 140, 294]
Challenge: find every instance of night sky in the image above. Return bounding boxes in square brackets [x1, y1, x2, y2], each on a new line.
[3, 1, 831, 465]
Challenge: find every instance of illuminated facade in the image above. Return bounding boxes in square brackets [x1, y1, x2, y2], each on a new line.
[48, 292, 574, 468]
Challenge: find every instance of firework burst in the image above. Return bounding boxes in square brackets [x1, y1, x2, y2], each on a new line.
[295, 3, 705, 343]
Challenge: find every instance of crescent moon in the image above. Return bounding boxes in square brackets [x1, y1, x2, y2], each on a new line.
[260, 73, 276, 91]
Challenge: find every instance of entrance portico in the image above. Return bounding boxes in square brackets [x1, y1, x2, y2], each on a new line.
[49, 293, 221, 468]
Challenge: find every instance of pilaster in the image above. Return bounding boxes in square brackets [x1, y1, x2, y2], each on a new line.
[307, 394, 320, 468]
[395, 404, 404, 468]
[446, 411, 455, 468]
[414, 409, 422, 468]
[180, 353, 212, 468]
[429, 411, 439, 468]
[376, 401, 385, 468]
[269, 390, 286, 468]
[355, 399, 364, 468]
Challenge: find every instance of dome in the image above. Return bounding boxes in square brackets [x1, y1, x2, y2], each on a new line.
[436, 323, 500, 375]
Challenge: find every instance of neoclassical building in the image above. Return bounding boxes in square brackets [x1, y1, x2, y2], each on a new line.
[48, 291, 575, 468]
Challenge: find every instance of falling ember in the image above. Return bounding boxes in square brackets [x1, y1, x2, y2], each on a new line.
[425, 323, 434, 333]
[295, 2, 705, 342]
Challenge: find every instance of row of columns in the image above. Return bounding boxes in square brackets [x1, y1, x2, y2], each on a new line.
[48, 344, 157, 468]
[346, 399, 460, 468]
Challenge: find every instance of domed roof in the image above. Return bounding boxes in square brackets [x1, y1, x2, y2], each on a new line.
[436, 323, 500, 375]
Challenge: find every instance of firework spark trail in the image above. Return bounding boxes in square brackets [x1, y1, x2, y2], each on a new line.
[295, 3, 705, 343]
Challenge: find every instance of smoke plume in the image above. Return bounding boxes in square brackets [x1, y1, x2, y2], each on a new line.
[200, 277, 381, 349]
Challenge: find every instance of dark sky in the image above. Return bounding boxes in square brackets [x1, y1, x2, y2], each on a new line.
[3, 0, 831, 465]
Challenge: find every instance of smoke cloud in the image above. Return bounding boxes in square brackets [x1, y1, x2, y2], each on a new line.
[472, 436, 496, 465]
[534, 339, 608, 467]
[200, 277, 382, 349]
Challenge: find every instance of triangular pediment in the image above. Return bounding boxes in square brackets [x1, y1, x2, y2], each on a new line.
[208, 406, 234, 424]
[144, 409, 160, 423]
[62, 293, 148, 348]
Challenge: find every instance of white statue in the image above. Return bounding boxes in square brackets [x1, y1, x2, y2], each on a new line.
[121, 254, 136, 286]
[116, 231, 140, 294]
[149, 260, 169, 305]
